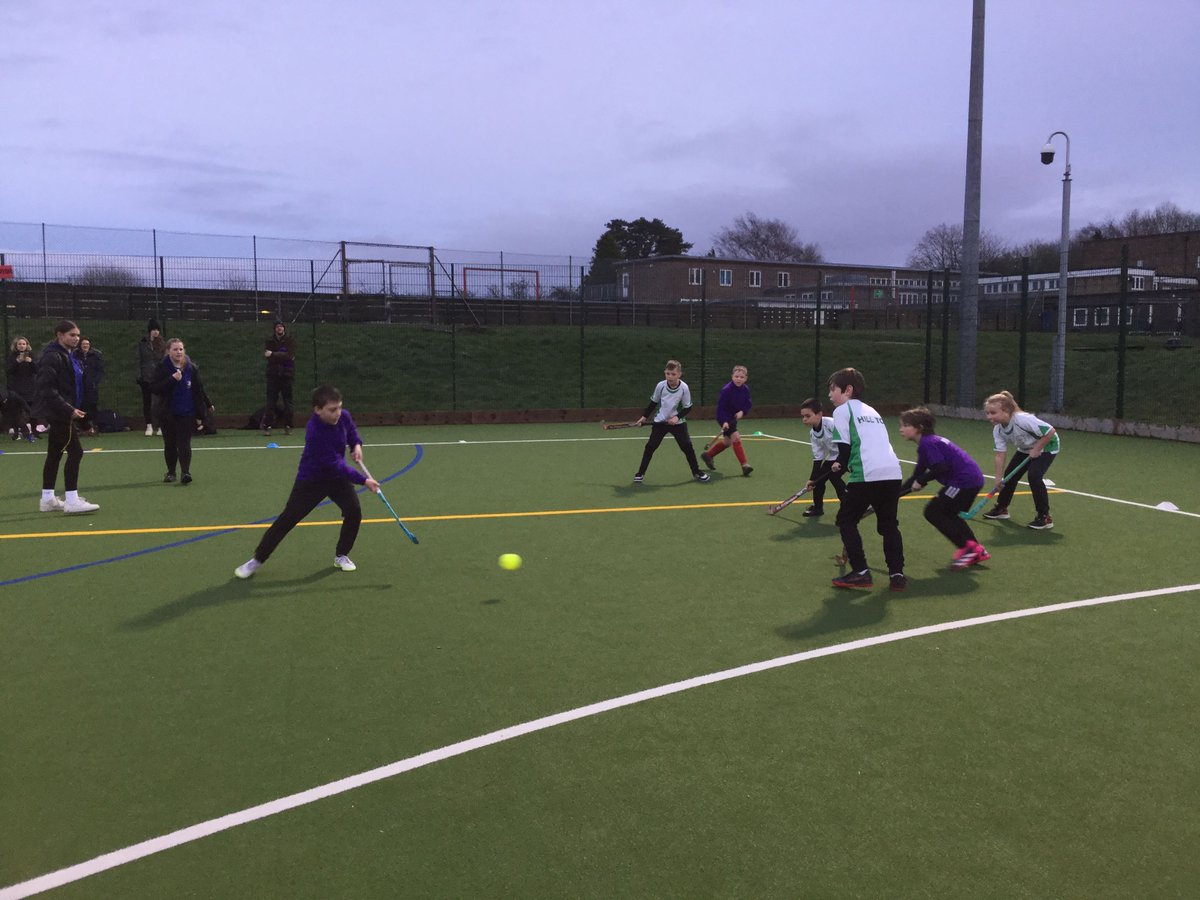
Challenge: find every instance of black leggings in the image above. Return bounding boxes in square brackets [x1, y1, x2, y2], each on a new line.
[923, 485, 980, 549]
[42, 419, 84, 492]
[811, 460, 846, 507]
[835, 479, 904, 575]
[162, 415, 195, 475]
[636, 421, 702, 476]
[995, 451, 1056, 517]
[255, 478, 363, 562]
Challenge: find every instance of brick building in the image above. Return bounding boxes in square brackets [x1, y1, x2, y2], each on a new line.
[612, 255, 959, 309]
[1072, 229, 1200, 276]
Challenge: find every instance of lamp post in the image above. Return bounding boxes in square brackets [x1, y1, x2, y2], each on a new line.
[1041, 130, 1071, 412]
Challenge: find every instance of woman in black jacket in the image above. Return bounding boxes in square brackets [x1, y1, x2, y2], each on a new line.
[6, 335, 40, 436]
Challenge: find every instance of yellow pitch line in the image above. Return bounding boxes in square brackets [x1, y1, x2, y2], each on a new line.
[0, 492, 1049, 541]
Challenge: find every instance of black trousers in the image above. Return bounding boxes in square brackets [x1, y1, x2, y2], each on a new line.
[637, 421, 702, 476]
[42, 418, 84, 492]
[162, 415, 196, 475]
[255, 478, 362, 562]
[835, 479, 904, 575]
[995, 451, 1056, 517]
[811, 460, 847, 508]
[923, 485, 980, 549]
[139, 381, 157, 428]
[264, 375, 294, 429]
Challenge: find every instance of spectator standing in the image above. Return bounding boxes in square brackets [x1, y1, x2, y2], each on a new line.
[33, 320, 99, 514]
[262, 320, 297, 436]
[136, 319, 166, 436]
[76, 337, 105, 423]
[6, 335, 40, 436]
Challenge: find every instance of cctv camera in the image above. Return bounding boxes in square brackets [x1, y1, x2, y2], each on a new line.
[1040, 144, 1055, 165]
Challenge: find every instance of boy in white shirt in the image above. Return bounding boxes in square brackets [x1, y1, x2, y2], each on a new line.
[633, 360, 710, 484]
[798, 397, 846, 517]
[827, 368, 906, 591]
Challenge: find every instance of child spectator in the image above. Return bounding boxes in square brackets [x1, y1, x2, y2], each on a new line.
[797, 397, 846, 517]
[151, 338, 214, 484]
[982, 391, 1060, 529]
[700, 364, 753, 476]
[633, 360, 710, 484]
[826, 368, 906, 591]
[235, 385, 379, 579]
[6, 336, 40, 437]
[898, 407, 990, 569]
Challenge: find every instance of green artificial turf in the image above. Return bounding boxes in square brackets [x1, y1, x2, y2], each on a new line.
[1, 420, 1198, 897]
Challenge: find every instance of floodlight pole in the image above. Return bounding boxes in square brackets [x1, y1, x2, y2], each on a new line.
[1044, 130, 1071, 412]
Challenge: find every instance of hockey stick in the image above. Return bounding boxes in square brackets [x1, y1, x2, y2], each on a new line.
[960, 455, 1032, 520]
[601, 420, 643, 430]
[766, 469, 834, 516]
[357, 461, 419, 544]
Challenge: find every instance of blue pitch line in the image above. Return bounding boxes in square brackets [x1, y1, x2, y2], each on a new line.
[0, 446, 423, 588]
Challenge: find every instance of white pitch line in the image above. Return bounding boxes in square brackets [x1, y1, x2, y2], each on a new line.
[1040, 486, 1200, 519]
[4, 581, 1197, 900]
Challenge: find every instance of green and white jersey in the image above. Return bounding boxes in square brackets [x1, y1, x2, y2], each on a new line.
[830, 399, 902, 483]
[810, 416, 838, 461]
[993, 411, 1060, 454]
[650, 379, 692, 423]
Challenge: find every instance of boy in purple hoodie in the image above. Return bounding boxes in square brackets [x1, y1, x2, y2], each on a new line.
[700, 365, 753, 475]
[898, 407, 990, 570]
[235, 385, 379, 579]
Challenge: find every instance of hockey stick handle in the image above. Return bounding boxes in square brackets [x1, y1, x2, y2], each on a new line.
[767, 468, 834, 515]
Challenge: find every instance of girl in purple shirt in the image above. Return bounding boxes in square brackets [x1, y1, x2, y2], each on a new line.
[898, 407, 990, 570]
[700, 365, 754, 476]
[235, 385, 379, 579]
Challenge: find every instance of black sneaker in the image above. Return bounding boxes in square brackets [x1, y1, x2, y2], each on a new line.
[633, 474, 644, 483]
[181, 473, 193, 485]
[832, 570, 873, 589]
[283, 425, 292, 436]
[802, 506, 824, 518]
[1027, 514, 1054, 530]
[741, 465, 753, 477]
[700, 450, 715, 470]
[983, 506, 1010, 520]
[694, 472, 710, 483]
[163, 472, 176, 483]
[889, 573, 908, 592]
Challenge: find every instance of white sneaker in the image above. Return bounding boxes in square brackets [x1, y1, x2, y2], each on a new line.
[155, 428, 163, 436]
[39, 495, 65, 512]
[234, 559, 261, 579]
[63, 496, 100, 515]
[333, 555, 357, 572]
[145, 424, 154, 436]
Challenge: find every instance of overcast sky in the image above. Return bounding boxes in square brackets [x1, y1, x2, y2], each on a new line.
[4, 0, 1198, 266]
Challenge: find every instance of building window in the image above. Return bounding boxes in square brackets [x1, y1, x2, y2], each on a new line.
[1073, 307, 1088, 327]
[749, 270, 761, 288]
[621, 272, 629, 298]
[719, 269, 732, 287]
[1123, 305, 1134, 325]
[1094, 306, 1110, 326]
[1130, 275, 1144, 290]
[688, 268, 702, 286]
[777, 272, 790, 288]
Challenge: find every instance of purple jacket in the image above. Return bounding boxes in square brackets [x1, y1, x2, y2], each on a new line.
[295, 409, 367, 485]
[715, 381, 752, 427]
[906, 434, 984, 492]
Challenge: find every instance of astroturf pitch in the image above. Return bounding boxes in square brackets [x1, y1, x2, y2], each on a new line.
[2, 419, 1198, 898]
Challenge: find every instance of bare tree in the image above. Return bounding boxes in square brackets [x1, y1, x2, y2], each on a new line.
[907, 223, 1007, 271]
[1076, 201, 1200, 240]
[712, 212, 823, 263]
[76, 264, 141, 287]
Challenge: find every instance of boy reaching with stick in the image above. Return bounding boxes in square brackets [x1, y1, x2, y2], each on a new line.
[235, 385, 379, 579]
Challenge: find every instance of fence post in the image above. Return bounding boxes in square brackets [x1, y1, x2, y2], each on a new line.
[579, 283, 586, 408]
[1116, 244, 1129, 419]
[699, 270, 708, 404]
[923, 271, 933, 402]
[1018, 257, 1029, 409]
[813, 270, 824, 398]
[940, 269, 951, 405]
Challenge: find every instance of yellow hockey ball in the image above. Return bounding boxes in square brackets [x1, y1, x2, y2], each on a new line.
[498, 553, 523, 571]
